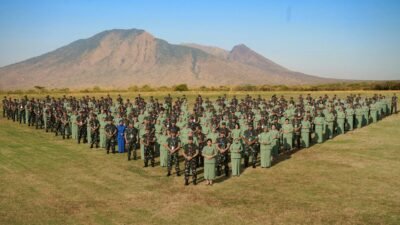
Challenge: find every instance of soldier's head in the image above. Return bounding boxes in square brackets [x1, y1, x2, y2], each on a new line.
[248, 124, 254, 130]
[171, 131, 177, 137]
[219, 131, 225, 137]
[285, 118, 289, 124]
[145, 128, 150, 134]
[188, 137, 193, 144]
[271, 124, 276, 130]
[128, 122, 134, 128]
[206, 138, 212, 146]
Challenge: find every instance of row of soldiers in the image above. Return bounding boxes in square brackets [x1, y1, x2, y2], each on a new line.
[2, 93, 398, 185]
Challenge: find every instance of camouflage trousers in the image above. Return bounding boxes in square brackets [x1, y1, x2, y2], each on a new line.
[243, 145, 258, 168]
[217, 153, 229, 176]
[77, 126, 87, 143]
[90, 131, 99, 146]
[126, 141, 138, 160]
[167, 152, 180, 174]
[144, 145, 155, 166]
[35, 116, 43, 129]
[62, 124, 71, 139]
[106, 138, 116, 154]
[184, 159, 197, 182]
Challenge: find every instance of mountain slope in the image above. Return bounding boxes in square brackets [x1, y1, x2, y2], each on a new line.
[0, 28, 337, 90]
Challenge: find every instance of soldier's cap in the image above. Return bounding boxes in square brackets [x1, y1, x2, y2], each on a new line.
[221, 122, 226, 125]
[188, 137, 193, 141]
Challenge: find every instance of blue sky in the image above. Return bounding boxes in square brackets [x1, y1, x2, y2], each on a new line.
[0, 0, 399, 80]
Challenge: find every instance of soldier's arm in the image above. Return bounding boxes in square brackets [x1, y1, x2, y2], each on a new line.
[193, 149, 199, 158]
[182, 148, 188, 158]
[225, 143, 231, 152]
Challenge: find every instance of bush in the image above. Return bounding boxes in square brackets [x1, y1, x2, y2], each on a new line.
[174, 84, 189, 92]
[140, 85, 154, 92]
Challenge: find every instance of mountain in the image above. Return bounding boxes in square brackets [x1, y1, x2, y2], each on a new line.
[0, 28, 338, 90]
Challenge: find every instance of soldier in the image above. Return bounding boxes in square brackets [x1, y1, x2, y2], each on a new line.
[362, 103, 370, 126]
[325, 108, 335, 139]
[183, 137, 199, 185]
[194, 126, 205, 167]
[216, 131, 230, 177]
[89, 114, 100, 148]
[392, 94, 398, 114]
[125, 121, 139, 160]
[105, 119, 117, 154]
[165, 131, 181, 176]
[270, 124, 280, 157]
[336, 107, 346, 135]
[61, 112, 71, 139]
[301, 116, 311, 148]
[18, 101, 25, 124]
[370, 101, 378, 123]
[345, 104, 355, 131]
[2, 96, 6, 118]
[293, 116, 302, 149]
[314, 111, 325, 144]
[355, 105, 363, 129]
[242, 124, 258, 168]
[76, 111, 88, 144]
[141, 127, 156, 167]
[35, 106, 43, 129]
[282, 118, 294, 151]
[259, 126, 272, 168]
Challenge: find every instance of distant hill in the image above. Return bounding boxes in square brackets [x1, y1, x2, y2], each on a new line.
[0, 28, 339, 90]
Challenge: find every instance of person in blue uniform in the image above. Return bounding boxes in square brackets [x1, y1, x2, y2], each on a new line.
[117, 120, 126, 153]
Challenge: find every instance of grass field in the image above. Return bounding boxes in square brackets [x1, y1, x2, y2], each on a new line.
[1, 91, 400, 225]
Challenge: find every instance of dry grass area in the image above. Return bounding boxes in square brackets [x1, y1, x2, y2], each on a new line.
[0, 91, 399, 225]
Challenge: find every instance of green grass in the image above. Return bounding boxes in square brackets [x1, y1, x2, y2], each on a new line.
[1, 104, 400, 224]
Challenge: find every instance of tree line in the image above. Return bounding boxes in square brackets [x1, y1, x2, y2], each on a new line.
[2, 81, 400, 94]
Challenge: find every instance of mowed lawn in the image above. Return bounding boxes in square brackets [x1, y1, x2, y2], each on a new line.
[0, 114, 400, 225]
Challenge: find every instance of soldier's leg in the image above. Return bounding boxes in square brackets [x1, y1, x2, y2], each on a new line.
[174, 153, 180, 175]
[127, 142, 132, 160]
[66, 126, 71, 139]
[192, 160, 197, 184]
[216, 155, 222, 176]
[106, 139, 110, 154]
[251, 147, 257, 168]
[77, 128, 82, 144]
[133, 143, 138, 160]
[83, 128, 88, 143]
[61, 125, 66, 139]
[184, 161, 190, 185]
[243, 146, 249, 168]
[167, 152, 172, 175]
[111, 139, 116, 154]
[224, 154, 229, 176]
[90, 132, 96, 148]
[150, 145, 155, 167]
[144, 146, 149, 167]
